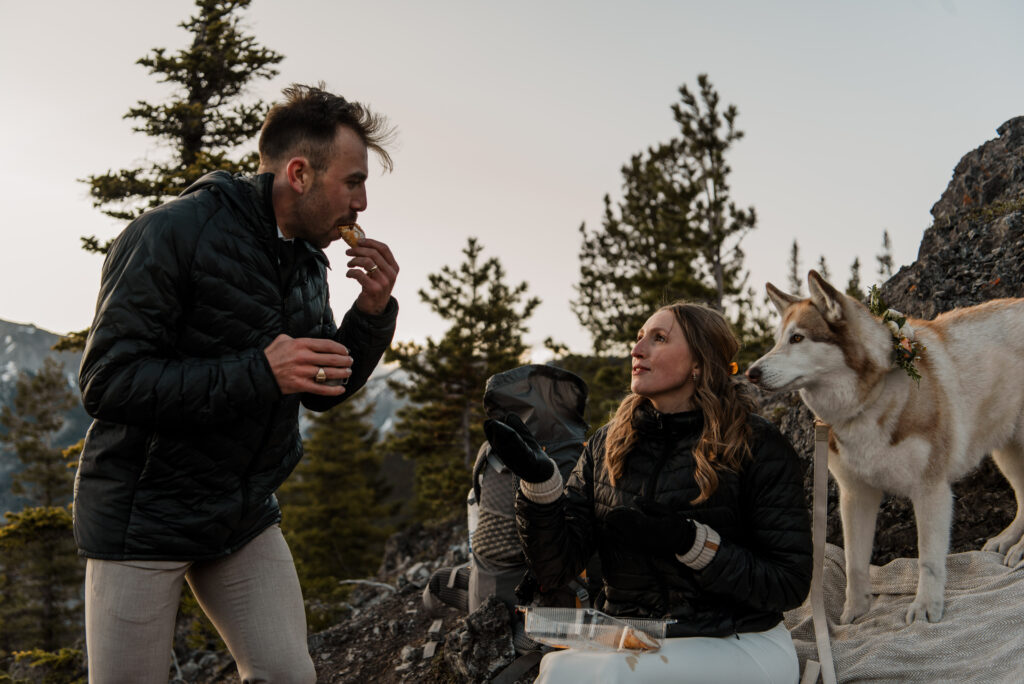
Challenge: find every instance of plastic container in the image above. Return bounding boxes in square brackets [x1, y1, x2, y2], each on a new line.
[518, 606, 666, 652]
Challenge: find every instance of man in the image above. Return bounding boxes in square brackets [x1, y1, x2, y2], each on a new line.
[74, 83, 399, 683]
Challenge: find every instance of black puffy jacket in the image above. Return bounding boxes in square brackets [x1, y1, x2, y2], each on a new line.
[516, 405, 812, 638]
[74, 171, 397, 561]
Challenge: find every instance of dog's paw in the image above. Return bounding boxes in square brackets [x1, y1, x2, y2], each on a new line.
[839, 595, 872, 624]
[982, 536, 1010, 554]
[905, 597, 944, 624]
[1002, 540, 1024, 567]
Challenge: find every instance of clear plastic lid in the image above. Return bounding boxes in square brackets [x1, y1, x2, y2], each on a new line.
[518, 606, 666, 652]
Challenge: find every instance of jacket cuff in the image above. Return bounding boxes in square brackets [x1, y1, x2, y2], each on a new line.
[676, 522, 720, 570]
[356, 296, 399, 328]
[519, 469, 563, 504]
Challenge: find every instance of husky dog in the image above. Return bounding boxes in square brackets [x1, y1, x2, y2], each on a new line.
[747, 270, 1024, 624]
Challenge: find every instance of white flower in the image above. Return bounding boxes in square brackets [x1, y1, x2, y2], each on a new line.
[886, 320, 900, 336]
[887, 308, 904, 319]
[899, 324, 915, 341]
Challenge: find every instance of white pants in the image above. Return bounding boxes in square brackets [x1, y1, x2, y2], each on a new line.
[85, 524, 315, 684]
[534, 621, 799, 684]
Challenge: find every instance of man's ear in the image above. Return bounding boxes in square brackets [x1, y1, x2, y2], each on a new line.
[284, 157, 315, 194]
[807, 270, 845, 324]
[766, 282, 801, 316]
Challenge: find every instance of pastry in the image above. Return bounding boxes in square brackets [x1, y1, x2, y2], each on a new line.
[337, 223, 365, 247]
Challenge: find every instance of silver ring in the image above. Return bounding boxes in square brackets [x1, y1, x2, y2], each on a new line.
[366, 264, 379, 274]
[314, 367, 327, 384]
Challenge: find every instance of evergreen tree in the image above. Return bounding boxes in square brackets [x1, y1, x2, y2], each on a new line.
[846, 256, 866, 301]
[81, 0, 283, 243]
[0, 506, 82, 655]
[63, 0, 283, 353]
[385, 237, 539, 519]
[0, 360, 83, 654]
[278, 398, 391, 631]
[787, 240, 803, 295]
[816, 255, 831, 282]
[877, 229, 894, 281]
[1, 358, 77, 507]
[573, 75, 756, 354]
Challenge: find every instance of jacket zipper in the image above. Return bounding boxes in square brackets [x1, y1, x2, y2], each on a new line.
[644, 419, 674, 612]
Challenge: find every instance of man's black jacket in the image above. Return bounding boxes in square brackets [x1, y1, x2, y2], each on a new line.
[74, 171, 397, 560]
[516, 406, 812, 638]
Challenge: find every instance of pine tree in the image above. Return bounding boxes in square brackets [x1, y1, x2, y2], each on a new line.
[0, 359, 84, 654]
[846, 256, 866, 301]
[573, 75, 756, 354]
[1, 358, 77, 507]
[787, 240, 803, 295]
[817, 255, 831, 282]
[62, 0, 283, 353]
[877, 229, 894, 282]
[81, 0, 282, 243]
[278, 398, 391, 631]
[385, 237, 540, 519]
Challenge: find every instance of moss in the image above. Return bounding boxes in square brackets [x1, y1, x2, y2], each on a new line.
[10, 648, 85, 684]
[963, 195, 1024, 224]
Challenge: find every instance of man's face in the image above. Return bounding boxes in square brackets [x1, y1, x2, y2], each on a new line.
[293, 126, 369, 249]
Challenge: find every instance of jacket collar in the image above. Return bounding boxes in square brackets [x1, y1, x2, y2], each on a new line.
[181, 171, 327, 267]
[633, 401, 704, 437]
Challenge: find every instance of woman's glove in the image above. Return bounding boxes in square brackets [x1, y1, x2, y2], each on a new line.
[482, 414, 556, 483]
[604, 497, 697, 558]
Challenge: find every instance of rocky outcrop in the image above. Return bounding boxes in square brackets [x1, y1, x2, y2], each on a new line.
[883, 116, 1024, 318]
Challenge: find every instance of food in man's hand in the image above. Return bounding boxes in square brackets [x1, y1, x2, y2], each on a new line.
[337, 223, 365, 247]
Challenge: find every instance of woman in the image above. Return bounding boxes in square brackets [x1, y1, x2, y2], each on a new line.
[484, 302, 812, 683]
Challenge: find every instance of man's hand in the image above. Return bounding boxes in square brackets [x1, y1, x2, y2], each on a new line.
[482, 414, 555, 483]
[264, 335, 352, 395]
[346, 237, 399, 315]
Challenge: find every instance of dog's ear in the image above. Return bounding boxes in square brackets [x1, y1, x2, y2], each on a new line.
[807, 270, 845, 323]
[766, 282, 802, 316]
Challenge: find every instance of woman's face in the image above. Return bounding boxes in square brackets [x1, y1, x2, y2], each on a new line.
[630, 309, 699, 413]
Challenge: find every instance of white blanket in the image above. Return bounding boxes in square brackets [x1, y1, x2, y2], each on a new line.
[784, 543, 1024, 683]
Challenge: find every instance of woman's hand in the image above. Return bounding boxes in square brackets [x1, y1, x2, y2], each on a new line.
[482, 414, 556, 483]
[604, 497, 697, 558]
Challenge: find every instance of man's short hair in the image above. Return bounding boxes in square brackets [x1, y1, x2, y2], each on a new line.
[258, 83, 394, 172]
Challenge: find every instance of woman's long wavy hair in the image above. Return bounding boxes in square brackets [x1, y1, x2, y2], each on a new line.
[605, 302, 758, 504]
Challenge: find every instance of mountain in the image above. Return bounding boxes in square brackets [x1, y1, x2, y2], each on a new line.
[0, 320, 88, 514]
[0, 318, 410, 515]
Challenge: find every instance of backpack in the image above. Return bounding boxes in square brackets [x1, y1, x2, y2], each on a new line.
[423, 364, 591, 650]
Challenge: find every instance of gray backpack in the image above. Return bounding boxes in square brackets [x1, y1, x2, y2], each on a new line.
[423, 365, 590, 646]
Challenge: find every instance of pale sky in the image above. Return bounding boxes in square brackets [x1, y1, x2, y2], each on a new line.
[2, 0, 1022, 357]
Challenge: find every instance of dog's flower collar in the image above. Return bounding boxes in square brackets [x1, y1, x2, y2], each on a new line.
[869, 286, 926, 383]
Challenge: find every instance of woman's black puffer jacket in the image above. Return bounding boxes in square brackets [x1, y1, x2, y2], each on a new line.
[74, 171, 397, 561]
[516, 405, 812, 638]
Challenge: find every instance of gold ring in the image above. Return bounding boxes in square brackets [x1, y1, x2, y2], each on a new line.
[314, 367, 327, 384]
[366, 264, 379, 274]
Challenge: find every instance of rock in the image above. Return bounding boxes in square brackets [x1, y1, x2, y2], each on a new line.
[442, 596, 517, 683]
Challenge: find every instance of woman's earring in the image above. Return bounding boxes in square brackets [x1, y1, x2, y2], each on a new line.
[692, 370, 698, 382]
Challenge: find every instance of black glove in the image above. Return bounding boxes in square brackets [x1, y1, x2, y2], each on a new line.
[482, 414, 555, 483]
[604, 497, 697, 559]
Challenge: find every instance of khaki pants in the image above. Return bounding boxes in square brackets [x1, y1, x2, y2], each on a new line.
[85, 525, 316, 684]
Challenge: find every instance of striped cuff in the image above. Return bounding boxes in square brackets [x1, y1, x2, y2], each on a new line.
[519, 469, 564, 504]
[676, 522, 721, 570]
